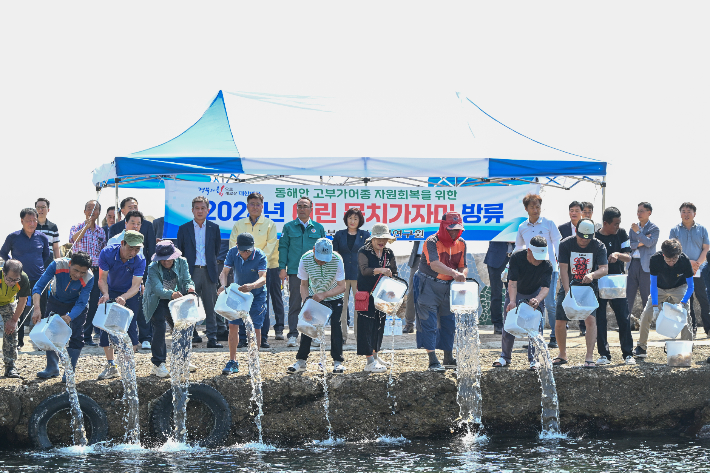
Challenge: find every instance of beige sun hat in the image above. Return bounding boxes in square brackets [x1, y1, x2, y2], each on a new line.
[367, 223, 397, 243]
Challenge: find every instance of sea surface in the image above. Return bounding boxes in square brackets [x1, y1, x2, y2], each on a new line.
[4, 432, 710, 472]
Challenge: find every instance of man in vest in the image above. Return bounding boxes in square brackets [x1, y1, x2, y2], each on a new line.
[0, 260, 30, 378]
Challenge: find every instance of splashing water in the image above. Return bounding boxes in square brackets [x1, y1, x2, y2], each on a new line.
[242, 316, 265, 444]
[317, 325, 334, 442]
[169, 322, 194, 444]
[106, 330, 140, 445]
[56, 347, 87, 446]
[454, 308, 483, 431]
[527, 330, 561, 435]
[384, 301, 403, 416]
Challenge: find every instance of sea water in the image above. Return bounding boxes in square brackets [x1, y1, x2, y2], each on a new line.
[56, 347, 87, 446]
[454, 308, 482, 430]
[527, 331, 561, 435]
[106, 330, 140, 445]
[169, 321, 195, 444]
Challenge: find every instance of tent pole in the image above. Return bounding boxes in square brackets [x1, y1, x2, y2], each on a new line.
[601, 176, 606, 211]
[115, 178, 120, 222]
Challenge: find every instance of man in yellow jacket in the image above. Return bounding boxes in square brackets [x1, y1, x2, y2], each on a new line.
[229, 192, 281, 348]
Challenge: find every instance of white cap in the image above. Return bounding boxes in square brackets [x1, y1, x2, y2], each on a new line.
[529, 244, 549, 261]
[577, 219, 595, 239]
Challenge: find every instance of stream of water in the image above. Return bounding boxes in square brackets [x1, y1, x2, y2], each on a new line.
[242, 316, 265, 444]
[168, 322, 194, 444]
[454, 308, 483, 430]
[527, 331, 561, 435]
[106, 330, 140, 445]
[55, 347, 87, 447]
[315, 325, 334, 442]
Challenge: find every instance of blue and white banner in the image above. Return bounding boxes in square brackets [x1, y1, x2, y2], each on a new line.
[163, 181, 540, 241]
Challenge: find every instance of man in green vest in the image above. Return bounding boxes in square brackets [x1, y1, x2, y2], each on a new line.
[278, 197, 326, 347]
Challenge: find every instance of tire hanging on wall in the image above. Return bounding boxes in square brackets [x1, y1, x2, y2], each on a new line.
[151, 383, 232, 448]
[29, 393, 108, 449]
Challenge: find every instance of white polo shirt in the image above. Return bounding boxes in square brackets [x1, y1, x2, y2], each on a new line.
[514, 216, 562, 272]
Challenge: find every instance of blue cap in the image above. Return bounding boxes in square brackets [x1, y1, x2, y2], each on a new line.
[314, 238, 333, 262]
[237, 233, 255, 252]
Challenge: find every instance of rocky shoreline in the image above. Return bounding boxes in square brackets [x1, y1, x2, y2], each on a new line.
[2, 329, 710, 448]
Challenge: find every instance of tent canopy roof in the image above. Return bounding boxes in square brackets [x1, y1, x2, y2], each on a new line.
[92, 90, 606, 187]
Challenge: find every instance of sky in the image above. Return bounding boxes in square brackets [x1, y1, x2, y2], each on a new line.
[1, 1, 708, 255]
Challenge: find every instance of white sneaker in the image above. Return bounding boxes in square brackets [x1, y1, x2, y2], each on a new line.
[151, 363, 169, 378]
[311, 338, 321, 347]
[529, 361, 541, 371]
[142, 341, 151, 350]
[364, 361, 387, 373]
[189, 363, 197, 372]
[287, 360, 307, 374]
[287, 336, 298, 347]
[97, 362, 119, 380]
[375, 354, 390, 366]
[596, 356, 611, 365]
[333, 361, 346, 374]
[624, 356, 637, 365]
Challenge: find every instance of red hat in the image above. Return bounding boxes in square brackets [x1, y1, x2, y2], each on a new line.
[442, 212, 464, 230]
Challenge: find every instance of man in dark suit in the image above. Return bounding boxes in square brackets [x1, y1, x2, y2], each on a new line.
[558, 200, 585, 336]
[177, 196, 225, 348]
[109, 197, 156, 349]
[404, 241, 422, 333]
[484, 241, 514, 334]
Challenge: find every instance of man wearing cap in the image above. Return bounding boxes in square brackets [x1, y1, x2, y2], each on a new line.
[0, 260, 30, 378]
[218, 233, 268, 375]
[278, 197, 326, 347]
[635, 239, 694, 358]
[414, 211, 468, 372]
[143, 240, 196, 377]
[95, 230, 146, 379]
[32, 252, 94, 380]
[493, 236, 552, 370]
[287, 238, 346, 374]
[554, 219, 608, 368]
[594, 207, 635, 365]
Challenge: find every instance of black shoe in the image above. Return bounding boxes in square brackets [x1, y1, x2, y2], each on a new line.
[428, 362, 446, 373]
[84, 340, 98, 347]
[4, 367, 20, 378]
[634, 346, 647, 358]
[192, 336, 203, 344]
[580, 328, 586, 336]
[443, 359, 457, 369]
[402, 324, 415, 334]
[260, 341, 271, 349]
[17, 340, 24, 348]
[274, 332, 285, 341]
[206, 341, 223, 349]
[548, 338, 558, 349]
[494, 326, 503, 335]
[237, 340, 248, 349]
[216, 330, 229, 341]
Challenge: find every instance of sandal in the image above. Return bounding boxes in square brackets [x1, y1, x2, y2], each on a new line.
[584, 360, 597, 369]
[552, 357, 568, 366]
[492, 357, 509, 368]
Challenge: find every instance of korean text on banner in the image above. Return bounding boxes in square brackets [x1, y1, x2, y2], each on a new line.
[163, 182, 539, 241]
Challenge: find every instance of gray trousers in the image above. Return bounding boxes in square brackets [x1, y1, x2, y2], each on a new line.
[405, 254, 421, 325]
[626, 258, 650, 315]
[500, 288, 544, 363]
[192, 267, 224, 342]
[287, 274, 303, 339]
[637, 285, 692, 350]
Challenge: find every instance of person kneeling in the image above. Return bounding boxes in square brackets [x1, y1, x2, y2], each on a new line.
[218, 233, 268, 375]
[494, 236, 552, 371]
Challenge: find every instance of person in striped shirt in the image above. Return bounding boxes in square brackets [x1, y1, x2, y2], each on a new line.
[287, 238, 347, 374]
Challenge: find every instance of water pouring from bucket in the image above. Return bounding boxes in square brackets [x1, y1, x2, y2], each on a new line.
[30, 314, 88, 446]
[451, 278, 483, 432]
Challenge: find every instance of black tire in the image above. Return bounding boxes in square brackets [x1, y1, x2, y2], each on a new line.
[29, 393, 108, 449]
[151, 383, 231, 448]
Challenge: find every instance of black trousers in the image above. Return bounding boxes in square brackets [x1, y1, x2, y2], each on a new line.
[690, 276, 710, 333]
[296, 298, 344, 362]
[487, 262, 508, 328]
[83, 266, 101, 342]
[596, 297, 634, 360]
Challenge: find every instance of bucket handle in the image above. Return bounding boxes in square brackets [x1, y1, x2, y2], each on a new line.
[390, 275, 409, 295]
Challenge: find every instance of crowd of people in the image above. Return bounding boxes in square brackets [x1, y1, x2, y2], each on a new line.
[0, 192, 705, 380]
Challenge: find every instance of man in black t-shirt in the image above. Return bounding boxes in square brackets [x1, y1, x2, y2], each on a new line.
[635, 239, 695, 357]
[554, 219, 608, 368]
[594, 207, 635, 365]
[494, 236, 553, 371]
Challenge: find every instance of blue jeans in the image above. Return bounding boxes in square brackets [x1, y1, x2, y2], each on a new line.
[545, 272, 558, 339]
[414, 273, 456, 351]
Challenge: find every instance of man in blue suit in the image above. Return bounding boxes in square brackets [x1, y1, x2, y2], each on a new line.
[484, 241, 514, 334]
[177, 196, 226, 348]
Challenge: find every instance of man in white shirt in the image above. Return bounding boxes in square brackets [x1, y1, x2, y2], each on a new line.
[627, 202, 659, 321]
[514, 194, 562, 348]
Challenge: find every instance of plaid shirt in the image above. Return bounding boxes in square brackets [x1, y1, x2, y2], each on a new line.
[69, 222, 106, 266]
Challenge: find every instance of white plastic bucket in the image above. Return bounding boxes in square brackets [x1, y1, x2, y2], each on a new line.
[214, 285, 253, 321]
[94, 302, 134, 334]
[297, 299, 332, 339]
[373, 277, 408, 313]
[666, 340, 693, 367]
[504, 303, 542, 338]
[450, 280, 480, 311]
[168, 294, 206, 327]
[656, 302, 686, 339]
[598, 275, 627, 300]
[29, 314, 72, 351]
[561, 286, 599, 321]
